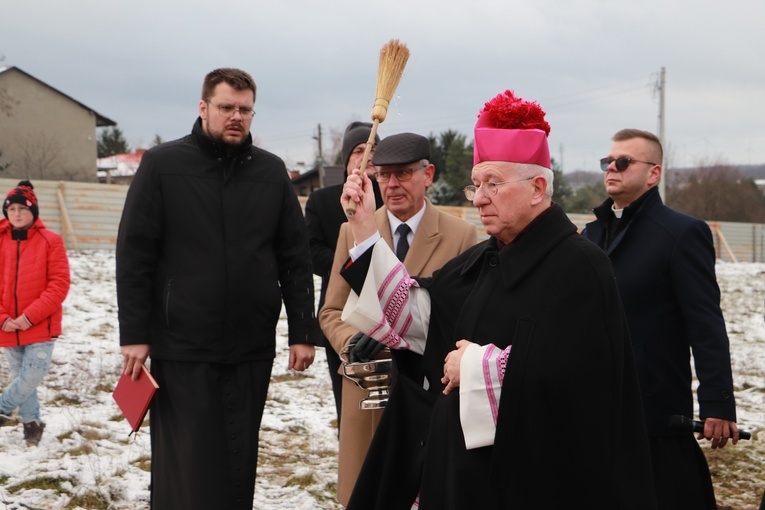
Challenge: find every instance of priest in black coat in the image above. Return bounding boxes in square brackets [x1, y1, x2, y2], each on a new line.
[337, 90, 658, 509]
[583, 129, 740, 509]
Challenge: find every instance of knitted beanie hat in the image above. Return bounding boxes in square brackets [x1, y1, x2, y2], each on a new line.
[341, 121, 380, 171]
[3, 180, 39, 221]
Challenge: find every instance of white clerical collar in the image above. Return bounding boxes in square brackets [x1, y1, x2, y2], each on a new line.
[611, 202, 624, 219]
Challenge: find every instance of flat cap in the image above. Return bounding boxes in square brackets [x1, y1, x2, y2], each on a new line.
[371, 132, 431, 166]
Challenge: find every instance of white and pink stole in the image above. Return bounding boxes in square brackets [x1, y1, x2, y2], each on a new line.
[342, 236, 511, 450]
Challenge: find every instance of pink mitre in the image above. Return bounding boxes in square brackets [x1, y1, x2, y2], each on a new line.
[473, 90, 551, 169]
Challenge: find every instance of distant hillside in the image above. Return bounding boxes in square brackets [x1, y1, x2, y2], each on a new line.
[732, 164, 764, 179]
[660, 163, 765, 178]
[564, 170, 601, 190]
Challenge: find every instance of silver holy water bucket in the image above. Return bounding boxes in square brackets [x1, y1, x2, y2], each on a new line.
[340, 344, 392, 410]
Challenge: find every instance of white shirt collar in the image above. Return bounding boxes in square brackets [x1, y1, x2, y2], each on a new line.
[387, 200, 427, 241]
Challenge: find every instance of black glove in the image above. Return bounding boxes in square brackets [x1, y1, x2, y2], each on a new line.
[349, 332, 385, 363]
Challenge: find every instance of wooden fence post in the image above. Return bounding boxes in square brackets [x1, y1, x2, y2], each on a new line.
[710, 222, 738, 263]
[57, 181, 79, 253]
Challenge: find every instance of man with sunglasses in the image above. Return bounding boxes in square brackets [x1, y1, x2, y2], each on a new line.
[319, 131, 477, 507]
[583, 128, 740, 509]
[116, 68, 319, 510]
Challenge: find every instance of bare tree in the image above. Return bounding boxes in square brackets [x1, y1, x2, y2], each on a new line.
[0, 55, 19, 118]
[15, 132, 63, 180]
[0, 88, 18, 118]
[0, 147, 10, 171]
[328, 125, 344, 165]
[667, 163, 765, 223]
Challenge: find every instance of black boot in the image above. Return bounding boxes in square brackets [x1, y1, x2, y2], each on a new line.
[23, 420, 45, 446]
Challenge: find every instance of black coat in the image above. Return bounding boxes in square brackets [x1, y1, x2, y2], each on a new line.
[583, 187, 736, 436]
[305, 179, 383, 312]
[117, 119, 319, 363]
[344, 205, 657, 509]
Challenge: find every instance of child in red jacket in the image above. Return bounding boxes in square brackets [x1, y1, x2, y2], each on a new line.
[0, 181, 70, 446]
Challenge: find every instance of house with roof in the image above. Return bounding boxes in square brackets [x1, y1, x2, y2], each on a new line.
[97, 150, 145, 184]
[0, 66, 115, 182]
[290, 164, 345, 197]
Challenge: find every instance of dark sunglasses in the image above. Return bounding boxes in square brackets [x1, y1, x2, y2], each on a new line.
[600, 157, 656, 172]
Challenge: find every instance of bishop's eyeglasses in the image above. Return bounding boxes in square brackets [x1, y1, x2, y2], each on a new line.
[463, 177, 533, 200]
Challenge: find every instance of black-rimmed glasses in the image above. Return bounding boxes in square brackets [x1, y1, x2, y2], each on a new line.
[600, 157, 656, 172]
[463, 177, 533, 201]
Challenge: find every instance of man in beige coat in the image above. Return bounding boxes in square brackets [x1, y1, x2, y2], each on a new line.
[319, 132, 478, 506]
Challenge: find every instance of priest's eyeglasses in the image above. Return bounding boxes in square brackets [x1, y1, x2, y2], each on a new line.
[463, 177, 533, 201]
[207, 102, 256, 119]
[599, 157, 656, 172]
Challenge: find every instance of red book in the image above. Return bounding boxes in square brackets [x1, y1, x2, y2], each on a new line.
[113, 364, 159, 432]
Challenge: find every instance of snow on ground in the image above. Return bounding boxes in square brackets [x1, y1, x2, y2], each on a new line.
[0, 252, 762, 509]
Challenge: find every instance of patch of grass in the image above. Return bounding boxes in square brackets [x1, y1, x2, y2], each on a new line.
[271, 373, 303, 383]
[0, 415, 19, 426]
[310, 447, 337, 458]
[307, 482, 339, 506]
[79, 428, 110, 441]
[704, 435, 765, 509]
[285, 424, 308, 434]
[49, 394, 82, 406]
[95, 381, 114, 393]
[268, 394, 290, 405]
[131, 454, 151, 472]
[89, 322, 114, 340]
[67, 490, 110, 509]
[57, 430, 74, 441]
[6, 476, 72, 495]
[286, 471, 315, 488]
[67, 443, 95, 456]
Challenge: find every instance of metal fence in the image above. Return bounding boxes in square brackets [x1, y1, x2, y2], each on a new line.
[2, 178, 762, 262]
[565, 214, 765, 263]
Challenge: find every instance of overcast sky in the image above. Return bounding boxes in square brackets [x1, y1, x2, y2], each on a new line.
[2, 0, 763, 173]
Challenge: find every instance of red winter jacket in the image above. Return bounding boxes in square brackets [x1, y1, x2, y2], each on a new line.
[0, 218, 70, 347]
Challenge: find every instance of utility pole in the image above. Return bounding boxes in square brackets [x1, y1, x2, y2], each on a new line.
[313, 123, 325, 188]
[657, 67, 666, 201]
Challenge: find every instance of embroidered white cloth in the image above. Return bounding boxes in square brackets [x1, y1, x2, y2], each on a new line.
[342, 238, 510, 449]
[460, 343, 508, 449]
[342, 238, 430, 355]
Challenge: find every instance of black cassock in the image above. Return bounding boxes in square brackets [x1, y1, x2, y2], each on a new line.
[342, 205, 658, 510]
